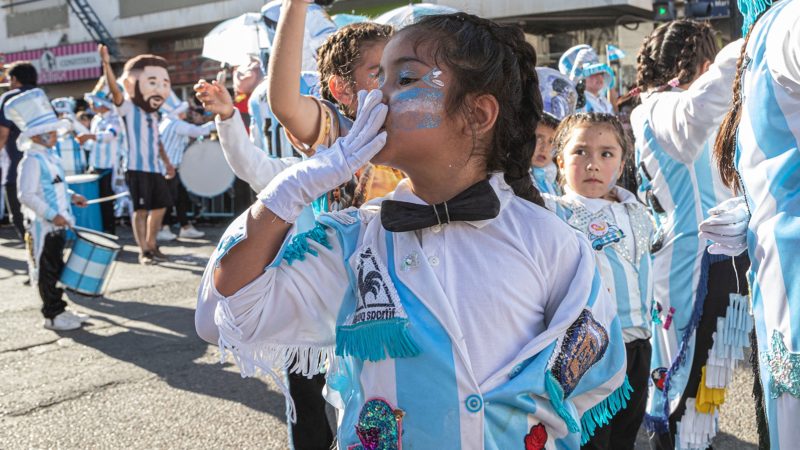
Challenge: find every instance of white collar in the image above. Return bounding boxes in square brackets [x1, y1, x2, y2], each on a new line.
[563, 185, 638, 213]
[387, 172, 515, 229]
[26, 142, 52, 154]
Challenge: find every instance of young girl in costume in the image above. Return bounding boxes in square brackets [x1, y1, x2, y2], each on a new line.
[631, 20, 751, 450]
[197, 13, 628, 449]
[706, 0, 800, 447]
[544, 113, 653, 450]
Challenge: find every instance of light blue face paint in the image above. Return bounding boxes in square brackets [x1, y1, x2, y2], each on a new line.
[388, 87, 444, 131]
[421, 67, 444, 89]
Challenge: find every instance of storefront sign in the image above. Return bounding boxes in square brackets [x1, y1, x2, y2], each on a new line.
[3, 42, 101, 85]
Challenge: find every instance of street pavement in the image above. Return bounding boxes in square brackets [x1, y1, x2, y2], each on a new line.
[0, 221, 760, 449]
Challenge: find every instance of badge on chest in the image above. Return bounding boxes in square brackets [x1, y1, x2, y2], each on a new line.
[336, 246, 421, 362]
[587, 217, 624, 251]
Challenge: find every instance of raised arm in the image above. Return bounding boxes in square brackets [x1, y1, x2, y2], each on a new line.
[648, 39, 743, 164]
[267, 0, 324, 146]
[98, 45, 124, 107]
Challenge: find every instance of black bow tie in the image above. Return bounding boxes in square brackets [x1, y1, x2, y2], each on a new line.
[380, 179, 501, 232]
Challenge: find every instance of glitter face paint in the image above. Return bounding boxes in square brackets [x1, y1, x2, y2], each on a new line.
[385, 66, 445, 132]
[388, 87, 444, 131]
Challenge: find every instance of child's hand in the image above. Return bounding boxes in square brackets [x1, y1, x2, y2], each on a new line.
[698, 196, 749, 256]
[71, 194, 88, 208]
[258, 89, 387, 223]
[164, 164, 176, 180]
[194, 80, 234, 120]
[53, 214, 69, 227]
[76, 134, 95, 144]
[98, 44, 110, 65]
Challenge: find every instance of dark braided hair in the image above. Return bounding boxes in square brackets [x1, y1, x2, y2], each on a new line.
[400, 13, 544, 206]
[316, 22, 392, 114]
[551, 113, 633, 187]
[636, 20, 718, 91]
[713, 14, 769, 194]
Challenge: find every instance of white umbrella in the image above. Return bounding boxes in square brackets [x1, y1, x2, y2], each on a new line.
[202, 13, 267, 67]
[375, 3, 459, 29]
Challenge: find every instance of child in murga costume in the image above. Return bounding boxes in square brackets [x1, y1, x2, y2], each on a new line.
[631, 20, 752, 449]
[706, 0, 800, 448]
[531, 67, 577, 196]
[559, 45, 616, 115]
[8, 88, 89, 331]
[544, 113, 654, 450]
[197, 13, 628, 449]
[50, 97, 88, 175]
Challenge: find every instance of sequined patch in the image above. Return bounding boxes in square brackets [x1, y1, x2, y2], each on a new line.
[550, 309, 609, 397]
[524, 423, 547, 450]
[763, 330, 800, 399]
[353, 398, 403, 450]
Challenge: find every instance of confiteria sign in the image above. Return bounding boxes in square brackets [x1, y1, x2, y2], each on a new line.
[3, 41, 101, 85]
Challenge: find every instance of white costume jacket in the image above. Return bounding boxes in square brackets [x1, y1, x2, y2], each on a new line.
[197, 174, 628, 449]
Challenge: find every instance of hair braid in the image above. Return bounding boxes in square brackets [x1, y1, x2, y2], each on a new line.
[713, 27, 755, 193]
[635, 20, 718, 91]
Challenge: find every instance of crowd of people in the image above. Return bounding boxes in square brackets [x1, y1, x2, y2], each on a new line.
[1, 0, 797, 448]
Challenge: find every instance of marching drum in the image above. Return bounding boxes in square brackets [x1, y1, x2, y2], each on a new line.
[60, 227, 121, 296]
[179, 140, 235, 198]
[66, 174, 103, 232]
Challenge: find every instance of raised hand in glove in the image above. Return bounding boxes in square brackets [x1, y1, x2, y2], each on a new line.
[699, 196, 749, 256]
[259, 89, 388, 223]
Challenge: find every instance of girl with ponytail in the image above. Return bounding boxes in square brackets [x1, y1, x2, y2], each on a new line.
[197, 12, 628, 449]
[630, 20, 751, 450]
[703, 0, 800, 447]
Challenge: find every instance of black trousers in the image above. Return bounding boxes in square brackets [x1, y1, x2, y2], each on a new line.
[5, 182, 25, 239]
[166, 172, 190, 228]
[91, 168, 115, 234]
[288, 372, 334, 450]
[649, 254, 750, 450]
[582, 338, 652, 450]
[37, 230, 67, 319]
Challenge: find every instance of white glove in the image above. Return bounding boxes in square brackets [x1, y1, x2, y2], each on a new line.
[259, 89, 387, 223]
[698, 196, 749, 256]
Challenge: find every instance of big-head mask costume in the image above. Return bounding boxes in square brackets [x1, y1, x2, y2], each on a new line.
[122, 54, 171, 113]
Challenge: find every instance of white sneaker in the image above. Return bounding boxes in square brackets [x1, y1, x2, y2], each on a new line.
[179, 224, 205, 239]
[157, 226, 177, 241]
[44, 312, 82, 331]
[62, 309, 89, 323]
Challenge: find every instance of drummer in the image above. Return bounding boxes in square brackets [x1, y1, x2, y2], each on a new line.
[8, 88, 89, 331]
[50, 97, 88, 175]
[157, 94, 215, 241]
[78, 90, 125, 235]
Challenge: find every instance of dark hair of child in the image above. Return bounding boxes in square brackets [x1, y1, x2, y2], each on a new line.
[6, 61, 38, 86]
[540, 112, 561, 131]
[635, 20, 718, 91]
[400, 13, 545, 206]
[551, 113, 632, 186]
[316, 22, 393, 111]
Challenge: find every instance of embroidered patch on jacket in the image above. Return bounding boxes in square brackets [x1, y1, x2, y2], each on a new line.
[587, 217, 625, 251]
[763, 330, 800, 399]
[550, 309, 609, 397]
[524, 423, 547, 450]
[349, 398, 403, 450]
[354, 247, 402, 325]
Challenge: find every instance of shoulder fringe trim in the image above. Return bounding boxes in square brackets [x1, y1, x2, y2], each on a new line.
[283, 223, 333, 265]
[579, 376, 633, 445]
[545, 370, 580, 434]
[216, 299, 333, 424]
[336, 317, 420, 362]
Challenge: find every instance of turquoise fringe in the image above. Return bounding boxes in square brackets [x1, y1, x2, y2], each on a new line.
[579, 376, 634, 445]
[282, 223, 333, 265]
[336, 317, 421, 362]
[545, 370, 580, 433]
[738, 0, 773, 34]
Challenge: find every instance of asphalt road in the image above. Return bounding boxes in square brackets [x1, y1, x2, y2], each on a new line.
[0, 222, 760, 449]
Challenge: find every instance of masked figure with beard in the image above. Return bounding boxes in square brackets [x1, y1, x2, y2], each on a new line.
[99, 44, 176, 265]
